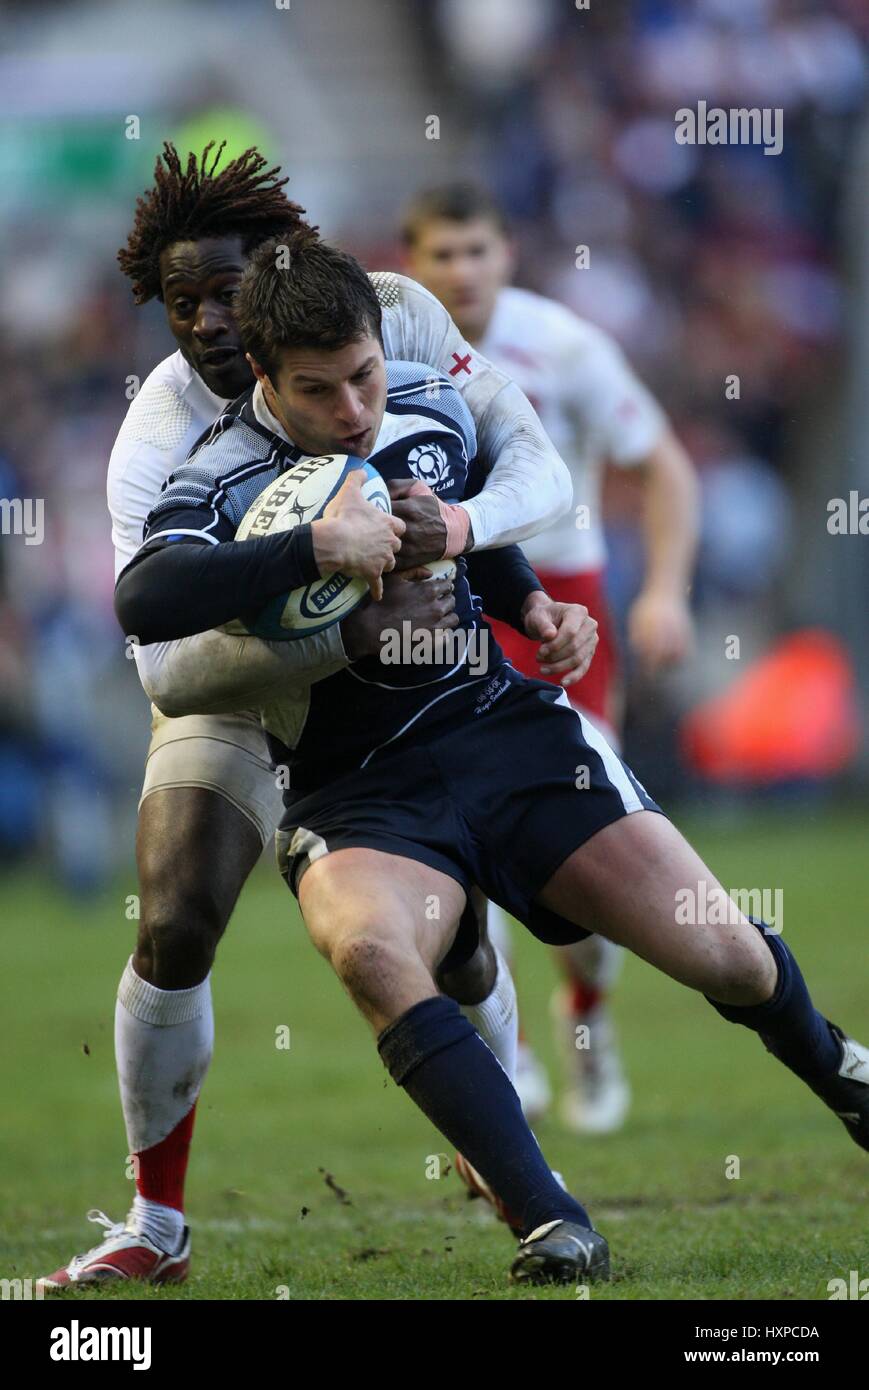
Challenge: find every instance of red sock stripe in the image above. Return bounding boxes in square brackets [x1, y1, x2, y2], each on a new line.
[570, 979, 603, 1017]
[135, 1103, 197, 1211]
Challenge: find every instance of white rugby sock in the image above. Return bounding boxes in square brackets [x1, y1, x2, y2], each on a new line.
[130, 1193, 185, 1256]
[459, 947, 518, 1085]
[115, 958, 213, 1251]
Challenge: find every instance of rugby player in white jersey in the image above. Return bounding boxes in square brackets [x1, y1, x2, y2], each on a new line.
[39, 146, 597, 1290]
[403, 183, 700, 1134]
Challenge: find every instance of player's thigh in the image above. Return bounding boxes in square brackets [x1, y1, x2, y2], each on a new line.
[298, 846, 466, 972]
[136, 786, 264, 927]
[536, 810, 776, 1002]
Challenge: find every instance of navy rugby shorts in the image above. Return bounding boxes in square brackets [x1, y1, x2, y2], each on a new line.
[276, 667, 662, 958]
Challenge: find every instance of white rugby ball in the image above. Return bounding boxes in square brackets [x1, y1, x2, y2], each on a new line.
[228, 454, 391, 640]
[421, 557, 457, 582]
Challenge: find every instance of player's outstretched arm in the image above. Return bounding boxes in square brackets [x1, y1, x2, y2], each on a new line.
[134, 567, 457, 719]
[139, 545, 571, 718]
[115, 479, 404, 646]
[115, 528, 324, 644]
[379, 274, 572, 550]
[133, 627, 350, 718]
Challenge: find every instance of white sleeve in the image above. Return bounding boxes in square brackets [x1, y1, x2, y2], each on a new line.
[378, 274, 572, 548]
[108, 440, 178, 578]
[571, 327, 667, 468]
[134, 625, 349, 718]
[462, 379, 574, 548]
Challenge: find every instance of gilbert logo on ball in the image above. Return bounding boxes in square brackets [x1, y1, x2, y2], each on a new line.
[229, 454, 390, 640]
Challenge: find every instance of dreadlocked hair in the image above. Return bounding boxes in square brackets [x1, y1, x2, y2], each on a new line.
[117, 141, 312, 304]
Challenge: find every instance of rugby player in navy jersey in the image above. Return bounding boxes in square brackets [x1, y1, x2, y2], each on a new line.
[110, 230, 869, 1286]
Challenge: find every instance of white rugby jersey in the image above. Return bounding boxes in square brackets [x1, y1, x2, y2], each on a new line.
[478, 286, 667, 573]
[108, 272, 571, 579]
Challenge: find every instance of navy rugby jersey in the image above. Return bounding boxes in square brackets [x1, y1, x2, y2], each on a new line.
[143, 360, 510, 792]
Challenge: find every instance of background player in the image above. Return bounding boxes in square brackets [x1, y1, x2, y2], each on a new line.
[39, 146, 593, 1289]
[402, 183, 700, 1133]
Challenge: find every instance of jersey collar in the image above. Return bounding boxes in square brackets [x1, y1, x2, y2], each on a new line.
[252, 380, 295, 444]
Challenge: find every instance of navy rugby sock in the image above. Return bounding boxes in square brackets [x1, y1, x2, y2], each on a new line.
[378, 995, 591, 1238]
[706, 920, 841, 1081]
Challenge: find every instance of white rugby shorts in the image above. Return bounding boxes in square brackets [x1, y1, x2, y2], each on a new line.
[140, 706, 283, 846]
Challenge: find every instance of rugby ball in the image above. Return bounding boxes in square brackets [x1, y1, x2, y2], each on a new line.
[228, 454, 391, 640]
[420, 557, 457, 582]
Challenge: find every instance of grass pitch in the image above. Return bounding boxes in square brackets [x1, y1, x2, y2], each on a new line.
[2, 805, 868, 1300]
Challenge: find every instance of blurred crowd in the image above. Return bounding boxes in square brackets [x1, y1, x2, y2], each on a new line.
[0, 0, 866, 883]
[426, 0, 865, 561]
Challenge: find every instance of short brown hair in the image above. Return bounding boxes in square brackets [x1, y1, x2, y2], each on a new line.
[400, 182, 510, 246]
[235, 229, 383, 377]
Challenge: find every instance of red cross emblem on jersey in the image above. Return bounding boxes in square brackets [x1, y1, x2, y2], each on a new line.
[449, 352, 473, 376]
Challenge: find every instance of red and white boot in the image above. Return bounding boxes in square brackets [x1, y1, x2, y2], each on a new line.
[37, 1208, 190, 1292]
